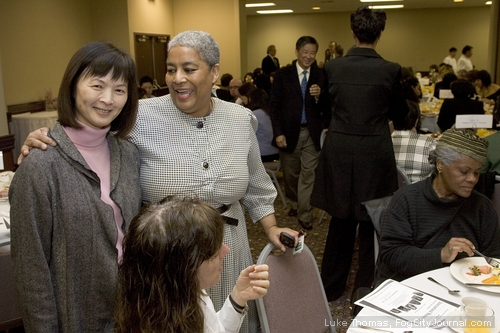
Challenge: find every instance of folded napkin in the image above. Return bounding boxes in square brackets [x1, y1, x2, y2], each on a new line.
[0, 171, 14, 190]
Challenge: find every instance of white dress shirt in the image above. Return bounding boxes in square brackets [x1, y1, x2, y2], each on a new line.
[201, 292, 245, 333]
[457, 54, 473, 72]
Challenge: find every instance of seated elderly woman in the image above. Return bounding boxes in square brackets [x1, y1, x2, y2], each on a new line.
[475, 69, 500, 104]
[114, 196, 269, 333]
[437, 79, 484, 132]
[378, 129, 500, 282]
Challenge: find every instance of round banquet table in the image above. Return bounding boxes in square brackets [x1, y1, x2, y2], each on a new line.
[347, 266, 500, 333]
[9, 111, 58, 157]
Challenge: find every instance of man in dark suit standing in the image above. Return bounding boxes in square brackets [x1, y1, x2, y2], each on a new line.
[324, 41, 336, 63]
[270, 36, 328, 230]
[261, 45, 280, 75]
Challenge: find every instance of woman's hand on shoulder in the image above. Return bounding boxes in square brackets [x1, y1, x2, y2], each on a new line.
[17, 127, 57, 165]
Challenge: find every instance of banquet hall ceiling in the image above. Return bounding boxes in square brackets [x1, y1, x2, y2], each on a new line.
[244, 0, 491, 15]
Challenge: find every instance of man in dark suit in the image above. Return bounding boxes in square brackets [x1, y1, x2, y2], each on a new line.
[261, 45, 280, 75]
[324, 41, 336, 63]
[270, 36, 329, 230]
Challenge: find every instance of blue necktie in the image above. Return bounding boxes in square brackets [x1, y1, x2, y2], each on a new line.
[301, 70, 307, 124]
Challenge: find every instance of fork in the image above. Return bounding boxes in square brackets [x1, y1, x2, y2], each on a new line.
[473, 249, 500, 268]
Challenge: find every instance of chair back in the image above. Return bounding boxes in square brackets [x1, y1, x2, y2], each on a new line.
[263, 159, 280, 173]
[396, 165, 411, 188]
[0, 242, 23, 331]
[256, 243, 335, 333]
[263, 160, 287, 208]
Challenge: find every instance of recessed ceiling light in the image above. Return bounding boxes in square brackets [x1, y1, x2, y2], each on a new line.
[257, 9, 293, 14]
[360, 0, 402, 2]
[486, 0, 492, 4]
[312, 6, 321, 10]
[245, 3, 275, 7]
[369, 4, 404, 9]
[453, 0, 463, 2]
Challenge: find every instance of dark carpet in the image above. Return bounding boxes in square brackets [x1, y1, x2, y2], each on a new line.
[246, 170, 360, 333]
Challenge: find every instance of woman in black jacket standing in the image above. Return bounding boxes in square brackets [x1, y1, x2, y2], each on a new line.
[311, 6, 408, 301]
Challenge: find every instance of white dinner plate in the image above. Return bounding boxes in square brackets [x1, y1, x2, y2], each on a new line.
[450, 257, 500, 293]
[0, 197, 8, 202]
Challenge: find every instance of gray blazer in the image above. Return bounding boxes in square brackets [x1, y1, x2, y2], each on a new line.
[10, 122, 141, 332]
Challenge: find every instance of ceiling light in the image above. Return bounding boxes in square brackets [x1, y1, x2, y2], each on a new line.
[369, 4, 404, 9]
[453, 0, 463, 2]
[257, 9, 293, 14]
[360, 0, 402, 2]
[486, 0, 492, 4]
[246, 3, 275, 7]
[312, 6, 321, 10]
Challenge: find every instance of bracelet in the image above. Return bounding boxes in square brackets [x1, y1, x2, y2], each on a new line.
[229, 294, 246, 314]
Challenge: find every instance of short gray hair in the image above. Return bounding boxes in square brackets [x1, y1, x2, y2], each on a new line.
[428, 145, 464, 175]
[168, 30, 220, 67]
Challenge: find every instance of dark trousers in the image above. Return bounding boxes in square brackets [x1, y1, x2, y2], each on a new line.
[321, 216, 375, 301]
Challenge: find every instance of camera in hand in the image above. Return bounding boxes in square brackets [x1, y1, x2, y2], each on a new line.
[279, 232, 295, 248]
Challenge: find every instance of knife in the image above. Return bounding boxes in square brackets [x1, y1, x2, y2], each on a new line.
[464, 283, 500, 287]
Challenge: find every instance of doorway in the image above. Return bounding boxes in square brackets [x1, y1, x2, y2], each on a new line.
[134, 33, 170, 92]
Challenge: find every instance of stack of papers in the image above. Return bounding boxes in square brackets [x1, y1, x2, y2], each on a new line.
[354, 279, 459, 329]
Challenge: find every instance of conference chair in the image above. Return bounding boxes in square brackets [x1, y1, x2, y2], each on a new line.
[255, 243, 335, 333]
[263, 160, 287, 208]
[396, 165, 411, 187]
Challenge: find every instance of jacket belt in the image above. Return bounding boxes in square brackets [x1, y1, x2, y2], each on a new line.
[215, 204, 238, 226]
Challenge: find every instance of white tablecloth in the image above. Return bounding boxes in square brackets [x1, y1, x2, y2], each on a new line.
[421, 115, 441, 133]
[348, 267, 500, 333]
[9, 111, 58, 157]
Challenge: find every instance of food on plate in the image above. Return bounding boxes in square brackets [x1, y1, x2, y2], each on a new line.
[467, 265, 491, 276]
[481, 275, 500, 284]
[0, 189, 8, 198]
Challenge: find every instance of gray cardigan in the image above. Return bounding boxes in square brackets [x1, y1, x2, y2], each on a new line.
[10, 123, 141, 332]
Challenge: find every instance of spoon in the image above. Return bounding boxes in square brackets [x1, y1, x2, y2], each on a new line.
[427, 277, 460, 294]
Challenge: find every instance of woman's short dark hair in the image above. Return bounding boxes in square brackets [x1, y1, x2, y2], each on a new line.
[58, 41, 138, 139]
[248, 88, 271, 116]
[451, 79, 476, 99]
[350, 6, 386, 44]
[238, 82, 256, 98]
[115, 196, 224, 332]
[476, 70, 492, 87]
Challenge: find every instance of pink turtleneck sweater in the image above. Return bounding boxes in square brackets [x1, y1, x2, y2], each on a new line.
[63, 122, 125, 261]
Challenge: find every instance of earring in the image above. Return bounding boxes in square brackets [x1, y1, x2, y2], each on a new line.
[437, 168, 442, 174]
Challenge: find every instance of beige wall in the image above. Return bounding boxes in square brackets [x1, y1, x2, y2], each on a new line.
[246, 6, 491, 74]
[172, 0, 241, 79]
[0, 0, 95, 106]
[92, 0, 130, 51]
